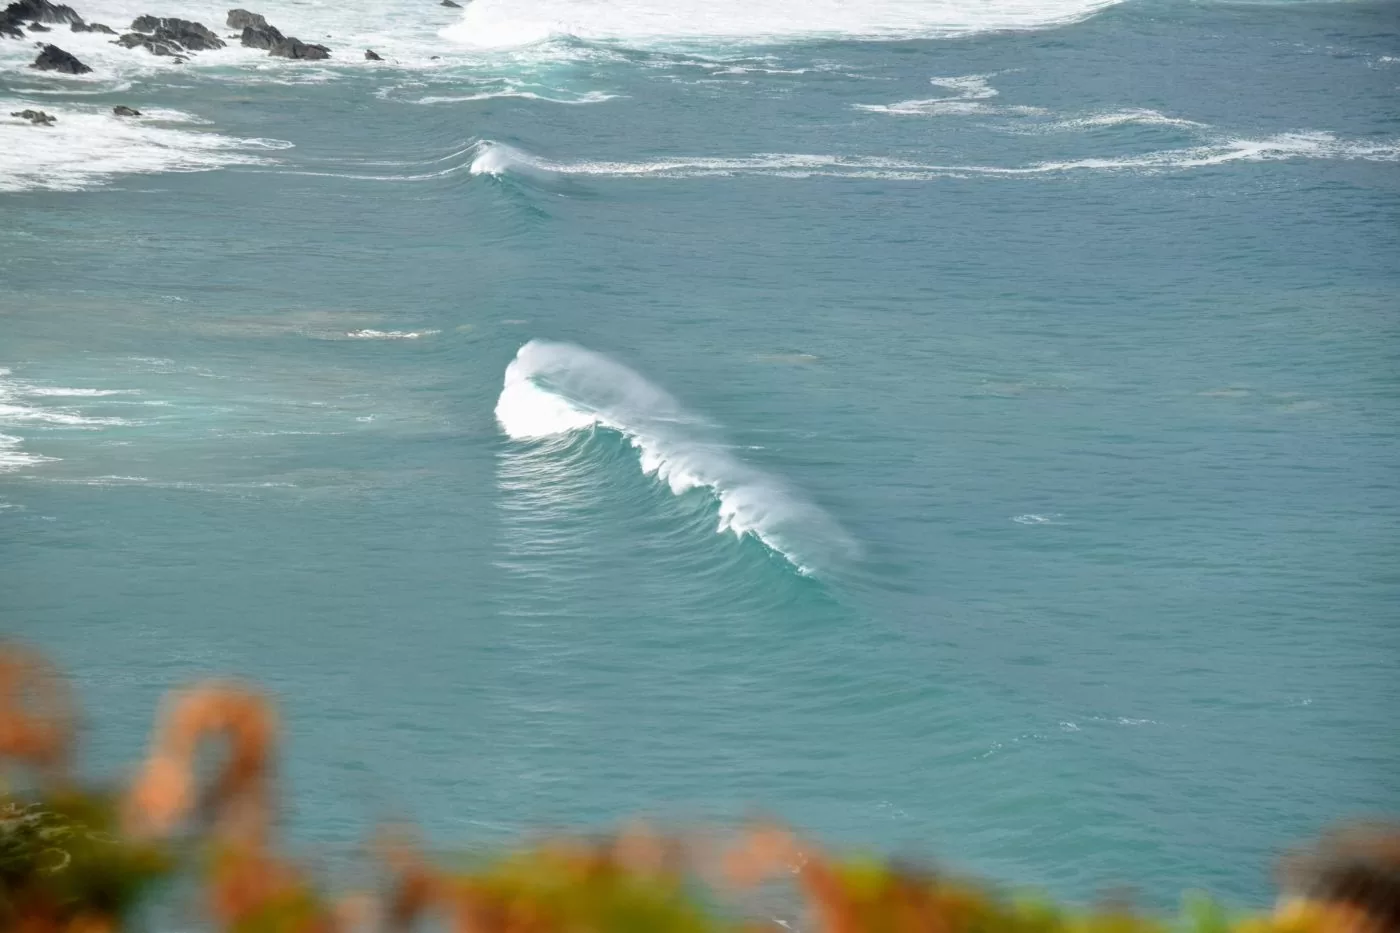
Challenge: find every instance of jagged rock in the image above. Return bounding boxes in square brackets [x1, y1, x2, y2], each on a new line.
[441, 0, 461, 7]
[27, 20, 48, 30]
[128, 15, 224, 50]
[113, 104, 140, 115]
[31, 42, 89, 71]
[1, 23, 23, 36]
[10, 108, 57, 125]
[238, 21, 280, 48]
[268, 34, 327, 58]
[364, 48, 380, 60]
[2, 0, 82, 28]
[71, 20, 115, 32]
[115, 30, 176, 54]
[226, 8, 266, 29]
[236, 17, 328, 58]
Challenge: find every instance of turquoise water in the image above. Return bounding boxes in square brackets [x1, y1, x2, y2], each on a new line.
[3, 0, 1399, 907]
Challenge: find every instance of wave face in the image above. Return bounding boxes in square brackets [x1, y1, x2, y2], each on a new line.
[442, 0, 1125, 48]
[495, 341, 854, 574]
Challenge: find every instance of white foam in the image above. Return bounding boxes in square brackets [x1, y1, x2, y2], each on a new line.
[1012, 513, 1062, 524]
[855, 73, 1048, 116]
[495, 340, 854, 572]
[413, 88, 618, 105]
[343, 328, 441, 339]
[443, 0, 1125, 49]
[21, 386, 140, 397]
[0, 0, 463, 75]
[470, 131, 1400, 182]
[0, 432, 58, 473]
[0, 402, 131, 426]
[0, 99, 291, 192]
[0, 368, 140, 473]
[1020, 108, 1209, 132]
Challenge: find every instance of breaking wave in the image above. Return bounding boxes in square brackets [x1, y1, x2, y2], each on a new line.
[494, 340, 855, 574]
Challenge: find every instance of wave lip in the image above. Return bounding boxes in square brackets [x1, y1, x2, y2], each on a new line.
[495, 340, 855, 574]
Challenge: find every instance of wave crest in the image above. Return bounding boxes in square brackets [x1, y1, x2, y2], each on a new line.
[495, 340, 855, 574]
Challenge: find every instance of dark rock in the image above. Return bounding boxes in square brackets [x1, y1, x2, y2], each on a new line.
[1, 23, 23, 36]
[225, 8, 265, 29]
[268, 34, 328, 58]
[363, 48, 380, 60]
[238, 21, 281, 48]
[31, 42, 89, 71]
[237, 17, 328, 58]
[26, 19, 47, 29]
[10, 108, 57, 125]
[115, 31, 177, 54]
[70, 20, 115, 32]
[2, 0, 83, 28]
[113, 104, 140, 115]
[129, 15, 224, 50]
[441, 0, 461, 7]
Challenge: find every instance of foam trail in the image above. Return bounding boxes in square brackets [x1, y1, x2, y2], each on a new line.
[854, 73, 1047, 116]
[470, 132, 1400, 182]
[0, 366, 138, 473]
[495, 340, 854, 574]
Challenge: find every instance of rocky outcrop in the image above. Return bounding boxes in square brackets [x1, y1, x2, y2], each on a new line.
[2, 0, 83, 28]
[239, 17, 328, 58]
[363, 48, 380, 60]
[270, 34, 327, 58]
[27, 20, 48, 29]
[116, 30, 178, 54]
[0, 22, 22, 36]
[113, 104, 140, 115]
[128, 15, 224, 50]
[441, 0, 461, 7]
[225, 8, 265, 29]
[10, 108, 57, 125]
[238, 21, 280, 48]
[31, 42, 90, 72]
[70, 20, 115, 32]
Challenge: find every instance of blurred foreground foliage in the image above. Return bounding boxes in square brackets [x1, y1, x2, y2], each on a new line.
[1, 642, 1396, 933]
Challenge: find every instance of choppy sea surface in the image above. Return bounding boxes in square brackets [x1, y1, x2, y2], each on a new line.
[3, 0, 1398, 907]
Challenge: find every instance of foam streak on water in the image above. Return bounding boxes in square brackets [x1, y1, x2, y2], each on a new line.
[468, 132, 1400, 182]
[495, 341, 854, 574]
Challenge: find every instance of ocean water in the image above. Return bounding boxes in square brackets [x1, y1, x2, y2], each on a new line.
[3, 0, 1399, 908]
